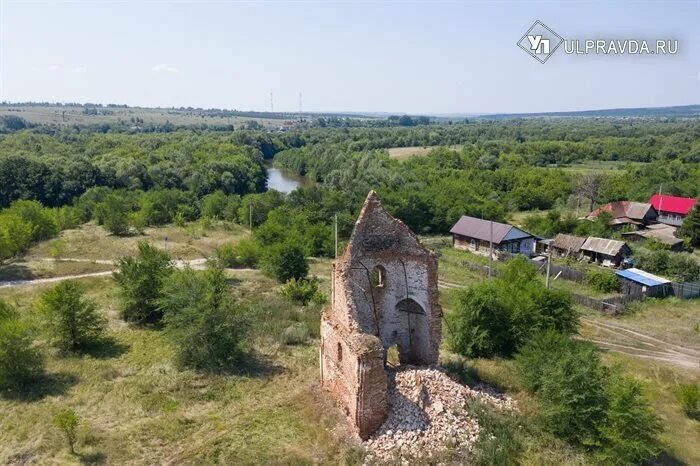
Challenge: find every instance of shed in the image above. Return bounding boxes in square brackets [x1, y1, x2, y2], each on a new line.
[616, 268, 671, 297]
[621, 224, 684, 251]
[550, 233, 587, 258]
[580, 237, 631, 268]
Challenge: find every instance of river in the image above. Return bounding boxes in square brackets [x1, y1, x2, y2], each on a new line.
[266, 163, 309, 194]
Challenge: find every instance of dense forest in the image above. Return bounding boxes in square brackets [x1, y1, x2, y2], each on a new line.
[1, 117, 699, 262]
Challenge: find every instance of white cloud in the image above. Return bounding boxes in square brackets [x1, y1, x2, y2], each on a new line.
[152, 63, 180, 74]
[48, 64, 88, 73]
[72, 66, 87, 74]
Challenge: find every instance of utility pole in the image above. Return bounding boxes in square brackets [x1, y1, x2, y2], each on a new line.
[545, 253, 552, 289]
[334, 213, 338, 259]
[488, 218, 493, 278]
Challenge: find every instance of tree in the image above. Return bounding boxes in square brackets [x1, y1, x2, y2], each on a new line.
[159, 267, 248, 370]
[448, 283, 512, 358]
[260, 242, 308, 283]
[0, 302, 44, 390]
[597, 373, 662, 465]
[448, 257, 578, 358]
[36, 281, 105, 351]
[113, 241, 173, 323]
[515, 331, 608, 447]
[53, 409, 80, 454]
[576, 173, 604, 212]
[679, 200, 700, 247]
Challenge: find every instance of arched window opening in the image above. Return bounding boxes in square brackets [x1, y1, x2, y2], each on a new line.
[370, 266, 386, 288]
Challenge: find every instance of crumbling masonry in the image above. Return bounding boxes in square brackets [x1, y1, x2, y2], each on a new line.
[320, 191, 442, 439]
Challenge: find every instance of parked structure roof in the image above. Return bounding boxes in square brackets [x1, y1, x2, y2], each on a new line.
[616, 268, 671, 287]
[580, 237, 629, 256]
[449, 216, 534, 244]
[649, 194, 697, 216]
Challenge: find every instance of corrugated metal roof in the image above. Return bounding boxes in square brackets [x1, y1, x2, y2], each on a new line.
[621, 225, 683, 246]
[552, 234, 587, 253]
[449, 216, 534, 244]
[649, 194, 697, 215]
[616, 268, 671, 287]
[587, 201, 654, 222]
[580, 237, 628, 256]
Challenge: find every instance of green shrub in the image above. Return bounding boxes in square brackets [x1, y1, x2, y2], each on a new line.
[677, 384, 700, 420]
[53, 408, 80, 454]
[260, 242, 308, 283]
[515, 330, 607, 446]
[0, 304, 44, 390]
[448, 257, 578, 358]
[439, 354, 479, 387]
[281, 323, 310, 345]
[279, 277, 326, 305]
[214, 238, 261, 268]
[159, 267, 248, 371]
[448, 283, 512, 358]
[99, 194, 132, 236]
[36, 281, 105, 351]
[0, 212, 34, 261]
[586, 269, 621, 293]
[114, 241, 173, 323]
[597, 373, 662, 465]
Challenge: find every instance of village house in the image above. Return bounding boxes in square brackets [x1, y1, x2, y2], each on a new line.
[586, 201, 657, 229]
[449, 216, 537, 257]
[549, 233, 587, 258]
[580, 237, 632, 268]
[649, 194, 697, 227]
[621, 223, 684, 251]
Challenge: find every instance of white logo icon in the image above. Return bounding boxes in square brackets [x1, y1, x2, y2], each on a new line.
[518, 21, 564, 63]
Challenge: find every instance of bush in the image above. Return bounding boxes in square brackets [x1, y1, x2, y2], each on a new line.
[159, 267, 248, 371]
[36, 281, 105, 351]
[586, 269, 621, 293]
[260, 242, 308, 283]
[281, 323, 310, 345]
[448, 283, 512, 358]
[598, 373, 662, 465]
[448, 257, 578, 358]
[213, 238, 261, 268]
[99, 194, 132, 236]
[515, 330, 607, 446]
[677, 384, 700, 420]
[114, 241, 173, 323]
[279, 277, 326, 305]
[53, 408, 80, 454]
[0, 303, 44, 390]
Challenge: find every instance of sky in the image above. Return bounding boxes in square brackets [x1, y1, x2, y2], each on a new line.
[1, 0, 698, 114]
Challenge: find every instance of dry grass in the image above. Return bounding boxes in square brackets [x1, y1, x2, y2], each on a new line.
[27, 222, 249, 263]
[387, 145, 462, 161]
[0, 272, 361, 465]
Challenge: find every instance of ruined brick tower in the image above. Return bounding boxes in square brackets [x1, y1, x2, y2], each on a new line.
[320, 191, 442, 439]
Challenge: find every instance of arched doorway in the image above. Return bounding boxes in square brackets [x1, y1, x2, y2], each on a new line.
[395, 298, 426, 364]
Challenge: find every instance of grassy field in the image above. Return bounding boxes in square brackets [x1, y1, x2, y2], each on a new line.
[547, 160, 648, 175]
[0, 105, 291, 129]
[387, 145, 462, 160]
[0, 222, 249, 282]
[0, 267, 361, 465]
[2, 229, 699, 464]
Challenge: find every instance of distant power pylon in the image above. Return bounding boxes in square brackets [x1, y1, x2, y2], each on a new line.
[270, 92, 274, 113]
[298, 92, 303, 122]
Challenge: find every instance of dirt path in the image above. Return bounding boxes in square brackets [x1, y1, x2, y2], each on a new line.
[0, 258, 210, 289]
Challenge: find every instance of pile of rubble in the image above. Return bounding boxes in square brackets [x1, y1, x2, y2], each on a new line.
[363, 366, 515, 464]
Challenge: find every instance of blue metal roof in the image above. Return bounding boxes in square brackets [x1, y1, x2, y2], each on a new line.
[615, 268, 671, 287]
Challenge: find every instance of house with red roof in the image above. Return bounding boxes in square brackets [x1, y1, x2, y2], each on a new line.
[649, 194, 697, 227]
[585, 201, 657, 229]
